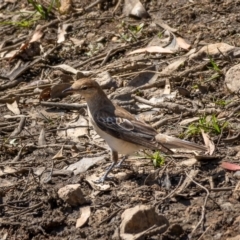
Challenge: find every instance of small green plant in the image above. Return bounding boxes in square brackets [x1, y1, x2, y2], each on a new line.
[215, 99, 231, 107]
[27, 0, 59, 19]
[186, 115, 228, 136]
[145, 151, 165, 167]
[208, 56, 220, 72]
[129, 23, 144, 34]
[157, 32, 163, 38]
[0, 19, 36, 28]
[119, 33, 132, 42]
[192, 84, 199, 90]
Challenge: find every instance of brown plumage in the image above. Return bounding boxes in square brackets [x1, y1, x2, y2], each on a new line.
[64, 78, 206, 182]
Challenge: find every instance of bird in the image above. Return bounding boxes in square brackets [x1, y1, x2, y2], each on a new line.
[63, 78, 206, 182]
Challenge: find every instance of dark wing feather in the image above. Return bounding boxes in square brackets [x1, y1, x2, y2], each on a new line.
[94, 106, 172, 154]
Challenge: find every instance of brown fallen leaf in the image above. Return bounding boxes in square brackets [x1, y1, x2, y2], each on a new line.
[52, 146, 64, 160]
[38, 129, 46, 146]
[57, 24, 71, 43]
[0, 166, 17, 176]
[39, 87, 51, 101]
[201, 130, 215, 155]
[70, 38, 85, 47]
[176, 37, 191, 50]
[30, 25, 44, 43]
[10, 42, 41, 62]
[6, 100, 20, 115]
[76, 206, 91, 228]
[127, 46, 173, 55]
[221, 162, 240, 171]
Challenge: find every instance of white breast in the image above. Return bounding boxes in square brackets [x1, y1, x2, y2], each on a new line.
[87, 108, 141, 155]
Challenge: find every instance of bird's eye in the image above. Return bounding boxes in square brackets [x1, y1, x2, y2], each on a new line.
[81, 86, 88, 90]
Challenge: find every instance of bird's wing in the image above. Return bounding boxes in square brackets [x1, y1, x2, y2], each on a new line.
[94, 106, 172, 154]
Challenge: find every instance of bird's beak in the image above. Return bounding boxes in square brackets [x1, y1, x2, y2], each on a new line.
[62, 87, 73, 93]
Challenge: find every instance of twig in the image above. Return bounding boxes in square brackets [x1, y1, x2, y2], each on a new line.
[101, 48, 114, 66]
[85, 0, 104, 11]
[12, 146, 24, 162]
[197, 225, 212, 240]
[112, 0, 122, 14]
[40, 101, 87, 110]
[0, 78, 26, 91]
[18, 169, 31, 200]
[185, 171, 209, 239]
[8, 202, 43, 219]
[43, 158, 54, 183]
[10, 116, 26, 137]
[176, 169, 199, 194]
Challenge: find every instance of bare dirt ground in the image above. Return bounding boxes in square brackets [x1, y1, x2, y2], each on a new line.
[1, 0, 240, 239]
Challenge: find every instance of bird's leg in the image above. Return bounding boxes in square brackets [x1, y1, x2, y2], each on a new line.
[115, 155, 128, 168]
[96, 150, 118, 183]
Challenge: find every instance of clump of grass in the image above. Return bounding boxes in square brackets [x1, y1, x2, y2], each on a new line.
[186, 115, 228, 136]
[27, 0, 60, 19]
[145, 151, 165, 167]
[0, 19, 36, 28]
[215, 99, 231, 107]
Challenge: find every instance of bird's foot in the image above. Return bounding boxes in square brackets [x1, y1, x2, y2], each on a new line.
[114, 156, 128, 168]
[95, 162, 116, 183]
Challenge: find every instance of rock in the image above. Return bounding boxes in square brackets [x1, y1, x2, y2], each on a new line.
[233, 171, 240, 179]
[95, 71, 118, 89]
[58, 184, 86, 206]
[225, 64, 240, 92]
[120, 205, 169, 240]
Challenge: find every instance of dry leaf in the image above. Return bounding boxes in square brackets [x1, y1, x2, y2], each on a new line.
[66, 155, 108, 175]
[39, 87, 51, 101]
[0, 166, 17, 176]
[85, 174, 111, 191]
[76, 206, 91, 228]
[51, 64, 79, 74]
[127, 46, 173, 55]
[189, 43, 235, 60]
[161, 57, 186, 74]
[221, 162, 240, 171]
[52, 146, 64, 160]
[163, 79, 171, 94]
[176, 37, 191, 50]
[10, 42, 41, 61]
[201, 130, 215, 155]
[6, 100, 20, 115]
[58, 116, 88, 142]
[1, 179, 15, 187]
[38, 128, 46, 146]
[70, 38, 85, 47]
[30, 25, 44, 43]
[57, 24, 71, 43]
[180, 117, 200, 126]
[164, 32, 178, 51]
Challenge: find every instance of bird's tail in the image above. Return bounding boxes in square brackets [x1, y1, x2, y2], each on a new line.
[155, 133, 206, 152]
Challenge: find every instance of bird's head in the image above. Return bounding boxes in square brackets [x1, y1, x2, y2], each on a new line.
[63, 78, 101, 99]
